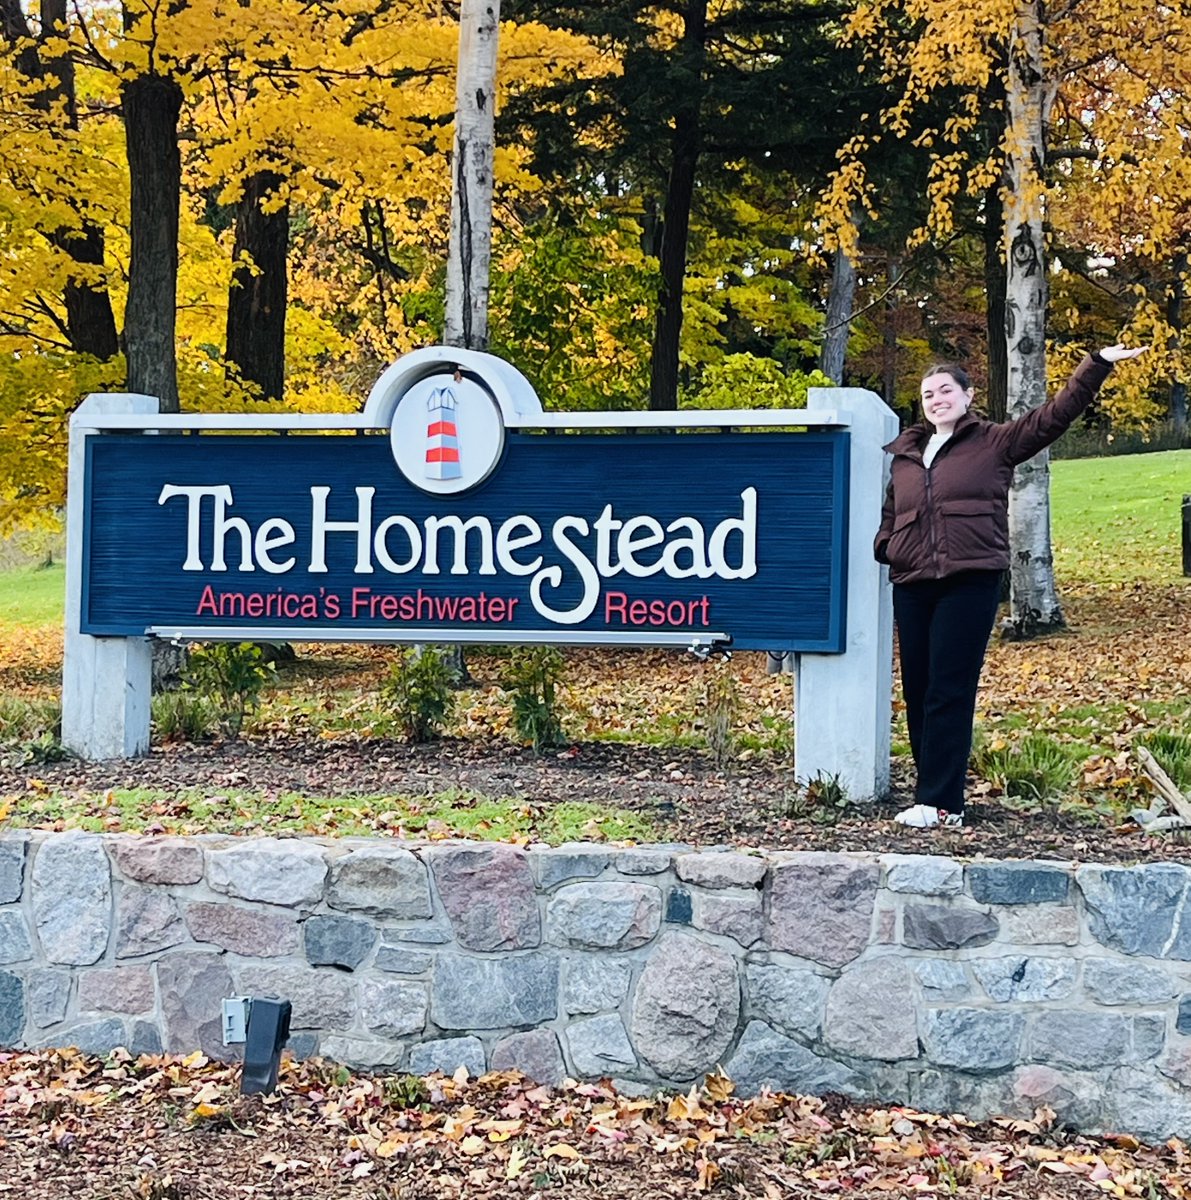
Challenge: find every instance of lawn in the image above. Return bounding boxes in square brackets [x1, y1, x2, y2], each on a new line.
[0, 562, 65, 630]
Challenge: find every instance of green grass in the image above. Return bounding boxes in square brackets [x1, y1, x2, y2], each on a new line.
[1050, 449, 1190, 584]
[0, 563, 64, 629]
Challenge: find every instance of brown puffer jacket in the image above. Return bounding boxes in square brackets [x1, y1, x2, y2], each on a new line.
[873, 354, 1113, 584]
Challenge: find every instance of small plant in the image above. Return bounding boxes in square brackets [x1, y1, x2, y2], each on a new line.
[382, 1073, 429, 1108]
[152, 691, 217, 742]
[501, 646, 567, 753]
[781, 771, 850, 823]
[1139, 729, 1191, 793]
[380, 647, 457, 742]
[703, 667, 739, 767]
[183, 642, 272, 739]
[972, 732, 1078, 806]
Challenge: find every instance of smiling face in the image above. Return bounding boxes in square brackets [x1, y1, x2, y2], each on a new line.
[920, 371, 973, 434]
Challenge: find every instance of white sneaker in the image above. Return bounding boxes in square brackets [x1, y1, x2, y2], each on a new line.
[894, 804, 963, 828]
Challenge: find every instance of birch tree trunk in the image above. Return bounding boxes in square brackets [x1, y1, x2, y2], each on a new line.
[1003, 0, 1061, 638]
[444, 0, 500, 352]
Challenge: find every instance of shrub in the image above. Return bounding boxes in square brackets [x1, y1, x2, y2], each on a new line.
[501, 646, 567, 753]
[380, 647, 457, 742]
[703, 668, 739, 767]
[183, 642, 272, 739]
[0, 697, 66, 764]
[973, 732, 1078, 806]
[152, 691, 217, 742]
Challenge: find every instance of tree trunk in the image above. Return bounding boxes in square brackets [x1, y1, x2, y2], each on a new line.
[444, 0, 500, 352]
[123, 71, 183, 411]
[882, 254, 901, 404]
[820, 229, 858, 384]
[226, 171, 289, 401]
[983, 179, 1008, 422]
[648, 0, 707, 412]
[1168, 252, 1188, 438]
[1003, 0, 1061, 638]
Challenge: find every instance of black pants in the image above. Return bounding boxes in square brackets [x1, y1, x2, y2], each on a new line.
[892, 570, 1003, 814]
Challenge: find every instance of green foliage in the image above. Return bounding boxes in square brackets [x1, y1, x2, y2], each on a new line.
[183, 642, 272, 739]
[1139, 730, 1191, 793]
[501, 646, 567, 754]
[703, 668, 739, 767]
[972, 733, 1079, 807]
[681, 355, 835, 410]
[152, 691, 217, 742]
[382, 1075, 429, 1109]
[781, 771, 850, 823]
[0, 564, 65, 630]
[0, 696, 66, 765]
[380, 647, 457, 743]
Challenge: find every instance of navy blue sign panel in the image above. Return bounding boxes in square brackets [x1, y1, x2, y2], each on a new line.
[82, 431, 849, 651]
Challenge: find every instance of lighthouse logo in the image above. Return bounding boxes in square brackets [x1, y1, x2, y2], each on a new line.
[390, 372, 505, 495]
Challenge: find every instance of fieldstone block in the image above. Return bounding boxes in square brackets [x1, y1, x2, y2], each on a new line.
[0, 835, 27, 903]
[427, 845, 540, 951]
[320, 1035, 403, 1070]
[130, 1021, 163, 1057]
[1028, 1011, 1143, 1068]
[1159, 1044, 1191, 1088]
[766, 854, 879, 968]
[32, 833, 112, 965]
[1178, 997, 1191, 1035]
[359, 978, 428, 1037]
[117, 888, 187, 958]
[903, 904, 999, 951]
[563, 956, 633, 1015]
[0, 970, 23, 1044]
[327, 847, 432, 920]
[532, 845, 610, 889]
[185, 903, 300, 958]
[1012, 1065, 1104, 1134]
[692, 892, 763, 947]
[745, 964, 829, 1040]
[999, 906, 1080, 946]
[725, 1020, 859, 1097]
[882, 855, 963, 897]
[237, 964, 355, 1030]
[1085, 958, 1176, 1006]
[375, 946, 433, 975]
[492, 1030, 567, 1085]
[548, 882, 662, 950]
[924, 1008, 1024, 1070]
[912, 1068, 1013, 1122]
[408, 1036, 486, 1079]
[1078, 864, 1186, 958]
[207, 839, 327, 907]
[0, 911, 32, 964]
[45, 1018, 126, 1056]
[665, 888, 692, 926]
[383, 927, 450, 945]
[110, 838, 203, 885]
[157, 955, 236, 1058]
[675, 852, 766, 890]
[1107, 1068, 1191, 1144]
[286, 1033, 319, 1061]
[27, 970, 71, 1028]
[614, 849, 674, 875]
[431, 952, 558, 1029]
[568, 1014, 637, 1076]
[913, 960, 971, 1000]
[303, 915, 376, 970]
[79, 967, 154, 1013]
[823, 959, 918, 1061]
[973, 957, 1076, 1003]
[1135, 1015, 1166, 1062]
[630, 933, 739, 1078]
[967, 863, 1070, 905]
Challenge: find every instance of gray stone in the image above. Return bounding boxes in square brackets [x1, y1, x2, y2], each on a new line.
[973, 957, 1076, 1003]
[903, 904, 999, 951]
[924, 1008, 1025, 1070]
[1134, 1014, 1166, 1061]
[32, 833, 112, 965]
[320, 1035, 403, 1070]
[492, 1029, 567, 1085]
[548, 882, 662, 950]
[1011, 1065, 1104, 1133]
[1179, 997, 1191, 1035]
[563, 957, 633, 1015]
[286, 1033, 319, 1061]
[408, 1036, 486, 1078]
[110, 838, 203, 884]
[157, 955, 236, 1058]
[327, 847, 433, 919]
[824, 959, 918, 1061]
[130, 1021, 163, 1057]
[1078, 864, 1187, 958]
[691, 893, 764, 947]
[383, 926, 451, 945]
[675, 852, 766, 890]
[766, 854, 879, 968]
[0, 836, 27, 903]
[745, 964, 830, 1040]
[630, 933, 740, 1078]
[532, 845, 611, 889]
[116, 888, 186, 958]
[185, 903, 300, 958]
[913, 960, 971, 1000]
[79, 967, 155, 1013]
[912, 1069, 1013, 1122]
[236, 965, 355, 1030]
[427, 845, 540, 951]
[0, 970, 23, 1044]
[725, 1021, 859, 1097]
[303, 915, 376, 970]
[0, 911, 32, 964]
[882, 855, 963, 897]
[207, 839, 327, 907]
[1085, 958, 1177, 1006]
[1107, 1068, 1191, 1143]
[999, 906, 1080, 946]
[665, 888, 692, 926]
[375, 946, 433, 975]
[967, 864, 1070, 906]
[47, 1018, 127, 1056]
[27, 970, 71, 1027]
[359, 978, 428, 1037]
[614, 849, 674, 875]
[431, 952, 558, 1029]
[1028, 1012, 1157, 1068]
[567, 1014, 637, 1076]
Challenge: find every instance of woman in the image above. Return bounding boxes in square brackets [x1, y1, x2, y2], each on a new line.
[874, 343, 1147, 828]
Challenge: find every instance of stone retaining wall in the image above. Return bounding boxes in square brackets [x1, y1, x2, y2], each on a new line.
[3, 831, 1191, 1140]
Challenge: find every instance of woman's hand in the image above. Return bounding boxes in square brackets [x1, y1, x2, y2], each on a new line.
[1098, 344, 1149, 363]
